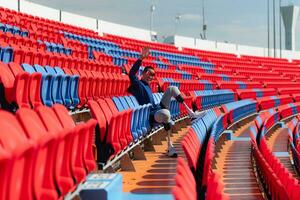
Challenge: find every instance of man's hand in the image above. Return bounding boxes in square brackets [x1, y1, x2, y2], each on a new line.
[140, 47, 150, 60]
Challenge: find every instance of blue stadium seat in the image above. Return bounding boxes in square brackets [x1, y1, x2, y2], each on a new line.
[117, 96, 144, 139]
[0, 23, 5, 32]
[124, 96, 150, 135]
[44, 66, 65, 105]
[21, 63, 52, 106]
[1, 46, 13, 63]
[54, 67, 79, 108]
[112, 97, 141, 141]
[32, 64, 55, 106]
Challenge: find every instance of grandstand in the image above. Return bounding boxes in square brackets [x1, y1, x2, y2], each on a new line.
[2, 1, 300, 200]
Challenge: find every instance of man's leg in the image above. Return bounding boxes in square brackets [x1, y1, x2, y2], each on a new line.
[160, 86, 205, 119]
[160, 86, 183, 109]
[154, 109, 177, 157]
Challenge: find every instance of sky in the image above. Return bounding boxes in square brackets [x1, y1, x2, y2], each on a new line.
[29, 0, 300, 50]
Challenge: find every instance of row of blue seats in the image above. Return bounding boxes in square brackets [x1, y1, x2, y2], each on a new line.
[223, 99, 257, 122]
[219, 74, 230, 81]
[43, 41, 72, 55]
[151, 50, 215, 68]
[190, 108, 219, 150]
[198, 80, 215, 90]
[0, 23, 28, 37]
[112, 56, 127, 66]
[201, 67, 216, 74]
[269, 96, 284, 107]
[63, 31, 119, 48]
[113, 96, 151, 141]
[210, 113, 227, 142]
[252, 88, 264, 98]
[155, 60, 170, 70]
[107, 49, 140, 59]
[222, 99, 256, 112]
[0, 45, 13, 63]
[236, 81, 247, 89]
[176, 70, 193, 79]
[151, 49, 201, 62]
[193, 90, 235, 109]
[21, 63, 79, 108]
[88, 45, 106, 58]
[169, 59, 213, 68]
[162, 78, 181, 89]
[87, 46, 136, 67]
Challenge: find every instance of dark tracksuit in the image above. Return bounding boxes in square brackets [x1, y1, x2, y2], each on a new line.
[127, 59, 160, 124]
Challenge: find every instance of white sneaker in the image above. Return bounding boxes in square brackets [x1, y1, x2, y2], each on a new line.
[167, 145, 178, 158]
[186, 107, 195, 118]
[188, 109, 206, 119]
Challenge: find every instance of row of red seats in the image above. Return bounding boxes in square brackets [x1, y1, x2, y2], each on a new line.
[264, 82, 299, 89]
[12, 45, 90, 64]
[176, 140, 228, 200]
[237, 88, 277, 99]
[182, 47, 238, 60]
[235, 69, 281, 78]
[251, 105, 300, 199]
[0, 31, 46, 51]
[60, 36, 89, 52]
[260, 138, 300, 199]
[223, 63, 264, 71]
[181, 127, 202, 172]
[242, 55, 289, 65]
[217, 81, 262, 90]
[63, 68, 130, 107]
[172, 158, 198, 200]
[103, 33, 179, 53]
[92, 51, 114, 65]
[252, 142, 289, 199]
[88, 98, 132, 162]
[250, 76, 291, 83]
[257, 95, 294, 110]
[0, 62, 42, 109]
[154, 69, 197, 80]
[277, 103, 300, 119]
[157, 78, 216, 92]
[12, 46, 120, 72]
[203, 139, 229, 200]
[0, 104, 96, 200]
[197, 72, 248, 82]
[0, 7, 97, 37]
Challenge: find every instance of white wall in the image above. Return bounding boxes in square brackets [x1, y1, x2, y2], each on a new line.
[172, 35, 195, 48]
[20, 1, 60, 21]
[167, 35, 300, 59]
[216, 42, 237, 54]
[282, 49, 300, 60]
[195, 39, 217, 51]
[61, 11, 97, 31]
[238, 45, 265, 57]
[98, 20, 153, 42]
[0, 0, 18, 11]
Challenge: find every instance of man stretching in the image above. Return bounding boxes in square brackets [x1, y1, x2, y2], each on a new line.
[127, 47, 205, 157]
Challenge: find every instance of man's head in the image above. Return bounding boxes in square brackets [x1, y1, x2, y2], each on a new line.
[141, 66, 155, 84]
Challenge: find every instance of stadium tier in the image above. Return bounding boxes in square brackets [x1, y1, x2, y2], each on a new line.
[2, 5, 300, 200]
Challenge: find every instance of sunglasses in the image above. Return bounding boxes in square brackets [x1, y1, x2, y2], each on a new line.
[146, 71, 155, 77]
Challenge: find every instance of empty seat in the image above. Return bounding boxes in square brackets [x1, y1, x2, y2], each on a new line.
[54, 66, 80, 108]
[22, 63, 53, 106]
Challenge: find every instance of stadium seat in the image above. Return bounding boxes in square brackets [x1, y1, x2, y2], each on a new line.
[35, 106, 75, 196]
[0, 62, 31, 108]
